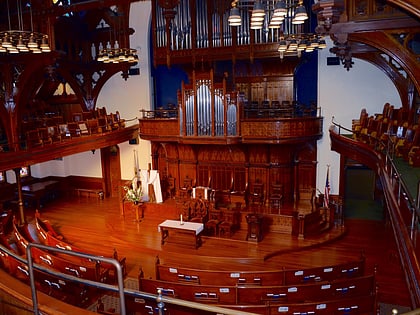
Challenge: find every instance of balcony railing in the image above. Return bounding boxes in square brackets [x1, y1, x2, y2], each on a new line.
[330, 119, 420, 308]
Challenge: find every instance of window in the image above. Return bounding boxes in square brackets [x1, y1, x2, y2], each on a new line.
[0, 171, 5, 183]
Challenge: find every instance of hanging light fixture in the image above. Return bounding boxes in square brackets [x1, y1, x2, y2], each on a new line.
[0, 0, 51, 54]
[96, 9, 139, 64]
[292, 1, 308, 24]
[228, 6, 242, 26]
[277, 33, 325, 59]
[97, 45, 139, 64]
[228, 0, 325, 58]
[229, 0, 309, 29]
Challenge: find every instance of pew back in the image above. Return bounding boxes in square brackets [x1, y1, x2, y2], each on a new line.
[155, 256, 366, 286]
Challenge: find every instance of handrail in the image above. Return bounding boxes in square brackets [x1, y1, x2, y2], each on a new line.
[329, 120, 420, 308]
[330, 117, 419, 225]
[26, 242, 126, 315]
[0, 241, 257, 315]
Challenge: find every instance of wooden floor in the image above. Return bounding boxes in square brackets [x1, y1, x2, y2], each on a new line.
[22, 194, 411, 309]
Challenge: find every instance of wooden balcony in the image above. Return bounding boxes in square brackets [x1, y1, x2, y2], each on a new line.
[0, 124, 139, 171]
[139, 115, 323, 145]
[329, 126, 420, 306]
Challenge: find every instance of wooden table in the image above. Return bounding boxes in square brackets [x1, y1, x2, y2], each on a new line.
[158, 220, 204, 249]
[21, 180, 59, 209]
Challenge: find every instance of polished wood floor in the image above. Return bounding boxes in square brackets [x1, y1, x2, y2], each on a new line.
[22, 194, 411, 309]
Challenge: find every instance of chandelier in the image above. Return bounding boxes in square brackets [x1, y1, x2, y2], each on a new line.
[277, 33, 326, 59]
[97, 41, 139, 64]
[0, 0, 51, 54]
[96, 9, 139, 64]
[228, 0, 325, 58]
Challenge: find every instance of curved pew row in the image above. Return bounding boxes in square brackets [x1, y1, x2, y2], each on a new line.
[223, 295, 376, 315]
[131, 291, 376, 315]
[154, 255, 366, 286]
[0, 234, 91, 307]
[12, 218, 111, 283]
[138, 274, 377, 306]
[34, 211, 127, 280]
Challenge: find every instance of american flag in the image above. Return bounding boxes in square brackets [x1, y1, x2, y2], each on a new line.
[324, 167, 330, 208]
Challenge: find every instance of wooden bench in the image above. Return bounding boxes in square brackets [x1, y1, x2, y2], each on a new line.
[236, 274, 376, 304]
[13, 221, 111, 283]
[139, 277, 237, 305]
[73, 188, 103, 198]
[34, 213, 126, 282]
[155, 256, 366, 286]
[136, 275, 377, 315]
[283, 257, 365, 284]
[221, 295, 377, 315]
[0, 235, 92, 307]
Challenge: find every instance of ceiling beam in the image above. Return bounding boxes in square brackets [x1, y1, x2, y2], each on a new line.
[44, 0, 142, 16]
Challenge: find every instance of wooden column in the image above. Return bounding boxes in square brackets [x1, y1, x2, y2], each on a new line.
[14, 168, 25, 225]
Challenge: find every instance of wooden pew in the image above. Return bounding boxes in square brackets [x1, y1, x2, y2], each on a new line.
[144, 264, 376, 314]
[236, 274, 376, 304]
[139, 277, 237, 305]
[13, 221, 111, 283]
[143, 272, 376, 306]
[156, 261, 284, 286]
[133, 290, 376, 315]
[283, 257, 365, 284]
[0, 235, 91, 307]
[155, 255, 366, 286]
[222, 295, 376, 315]
[34, 212, 127, 281]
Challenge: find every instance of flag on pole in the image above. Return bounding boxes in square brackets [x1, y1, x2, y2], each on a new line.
[324, 166, 330, 208]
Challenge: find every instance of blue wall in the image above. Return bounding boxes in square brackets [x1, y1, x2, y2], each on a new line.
[152, 55, 319, 111]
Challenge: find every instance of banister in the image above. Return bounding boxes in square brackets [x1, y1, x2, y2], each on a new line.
[329, 122, 420, 308]
[0, 241, 258, 315]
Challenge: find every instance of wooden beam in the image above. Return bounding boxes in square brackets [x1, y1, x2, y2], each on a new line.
[43, 0, 141, 16]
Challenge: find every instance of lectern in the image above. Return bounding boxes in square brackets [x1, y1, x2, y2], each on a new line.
[246, 213, 263, 242]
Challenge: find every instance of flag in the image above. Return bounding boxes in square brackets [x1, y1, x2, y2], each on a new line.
[324, 167, 330, 208]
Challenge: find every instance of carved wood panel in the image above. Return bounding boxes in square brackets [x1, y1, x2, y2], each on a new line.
[235, 78, 294, 104]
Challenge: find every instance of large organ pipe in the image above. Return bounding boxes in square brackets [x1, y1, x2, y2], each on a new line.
[178, 71, 239, 138]
[207, 82, 212, 136]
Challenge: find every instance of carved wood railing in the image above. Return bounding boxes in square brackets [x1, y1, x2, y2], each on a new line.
[139, 115, 323, 144]
[329, 125, 420, 308]
[0, 124, 139, 172]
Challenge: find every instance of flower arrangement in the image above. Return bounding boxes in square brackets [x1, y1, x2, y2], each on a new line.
[123, 177, 143, 204]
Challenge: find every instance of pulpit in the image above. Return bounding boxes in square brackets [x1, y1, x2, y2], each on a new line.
[246, 213, 263, 242]
[122, 200, 144, 222]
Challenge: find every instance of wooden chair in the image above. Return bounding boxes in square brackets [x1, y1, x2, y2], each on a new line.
[219, 208, 240, 238]
[58, 123, 71, 139]
[179, 176, 193, 199]
[78, 122, 90, 136]
[297, 188, 316, 213]
[206, 209, 222, 236]
[86, 118, 100, 134]
[98, 117, 111, 132]
[67, 122, 81, 137]
[250, 181, 264, 206]
[269, 183, 283, 214]
[72, 112, 83, 122]
[38, 127, 52, 145]
[47, 126, 62, 142]
[26, 129, 43, 148]
[166, 176, 176, 199]
[184, 198, 209, 224]
[82, 111, 94, 121]
[395, 125, 418, 158]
